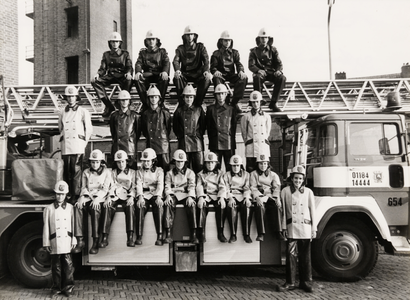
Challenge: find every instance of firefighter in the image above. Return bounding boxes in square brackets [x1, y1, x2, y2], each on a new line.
[91, 32, 133, 117]
[173, 84, 206, 174]
[210, 30, 248, 112]
[223, 155, 253, 243]
[249, 28, 286, 112]
[74, 149, 112, 255]
[249, 153, 283, 242]
[141, 86, 172, 172]
[205, 83, 237, 172]
[58, 85, 93, 203]
[43, 181, 76, 297]
[100, 150, 136, 248]
[240, 91, 271, 173]
[172, 25, 212, 107]
[135, 148, 165, 246]
[277, 165, 317, 293]
[164, 149, 198, 244]
[134, 30, 170, 110]
[109, 90, 141, 169]
[196, 151, 227, 243]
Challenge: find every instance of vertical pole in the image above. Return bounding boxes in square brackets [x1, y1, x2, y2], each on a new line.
[327, 5, 333, 80]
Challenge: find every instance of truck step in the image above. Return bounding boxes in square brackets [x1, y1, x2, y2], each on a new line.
[391, 236, 410, 253]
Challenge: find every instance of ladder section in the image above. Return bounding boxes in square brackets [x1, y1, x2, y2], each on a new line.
[2, 79, 410, 132]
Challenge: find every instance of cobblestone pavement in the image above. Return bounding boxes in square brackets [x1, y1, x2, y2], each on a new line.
[0, 253, 409, 300]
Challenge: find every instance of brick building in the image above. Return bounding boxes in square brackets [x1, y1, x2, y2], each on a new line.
[0, 0, 18, 85]
[32, 0, 132, 85]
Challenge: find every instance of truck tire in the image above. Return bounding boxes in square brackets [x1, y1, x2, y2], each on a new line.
[312, 218, 378, 282]
[7, 220, 52, 288]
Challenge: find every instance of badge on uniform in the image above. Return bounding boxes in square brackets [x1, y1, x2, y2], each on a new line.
[59, 185, 65, 191]
[143, 152, 148, 159]
[233, 157, 239, 164]
[179, 153, 184, 159]
[92, 152, 98, 158]
[117, 152, 123, 159]
[260, 154, 265, 160]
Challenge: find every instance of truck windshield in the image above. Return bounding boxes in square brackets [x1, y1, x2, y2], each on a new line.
[349, 123, 400, 156]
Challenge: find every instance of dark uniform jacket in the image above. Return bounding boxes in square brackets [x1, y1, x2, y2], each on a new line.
[210, 39, 244, 77]
[173, 104, 206, 153]
[173, 36, 210, 79]
[110, 109, 141, 157]
[97, 48, 133, 79]
[141, 106, 172, 154]
[135, 47, 170, 76]
[248, 38, 283, 75]
[205, 103, 237, 151]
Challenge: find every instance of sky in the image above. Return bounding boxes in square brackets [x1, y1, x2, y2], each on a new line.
[18, 0, 410, 85]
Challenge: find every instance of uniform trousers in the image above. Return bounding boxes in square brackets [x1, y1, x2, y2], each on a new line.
[174, 74, 211, 107]
[197, 199, 226, 233]
[51, 253, 75, 294]
[254, 197, 282, 235]
[135, 196, 164, 236]
[91, 75, 132, 111]
[62, 154, 83, 201]
[134, 75, 169, 109]
[252, 73, 286, 103]
[213, 149, 233, 172]
[213, 74, 247, 105]
[226, 199, 253, 236]
[74, 201, 102, 238]
[186, 151, 203, 174]
[286, 239, 313, 285]
[101, 199, 135, 234]
[164, 196, 197, 231]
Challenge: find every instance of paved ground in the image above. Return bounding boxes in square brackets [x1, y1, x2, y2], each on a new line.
[0, 253, 409, 300]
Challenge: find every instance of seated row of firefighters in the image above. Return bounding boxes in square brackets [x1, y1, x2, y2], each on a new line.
[91, 26, 286, 117]
[73, 148, 283, 255]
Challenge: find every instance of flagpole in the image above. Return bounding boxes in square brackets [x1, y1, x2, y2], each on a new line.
[327, 0, 334, 80]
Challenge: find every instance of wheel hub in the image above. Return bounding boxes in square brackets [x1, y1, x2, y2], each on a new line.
[326, 232, 362, 267]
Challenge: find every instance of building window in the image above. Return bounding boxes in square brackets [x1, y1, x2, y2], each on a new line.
[113, 20, 117, 32]
[66, 56, 79, 84]
[65, 7, 78, 38]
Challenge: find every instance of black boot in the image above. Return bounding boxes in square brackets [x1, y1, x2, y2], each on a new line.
[89, 238, 99, 254]
[127, 231, 135, 247]
[244, 235, 252, 243]
[99, 233, 109, 248]
[135, 235, 142, 245]
[72, 236, 84, 253]
[197, 228, 206, 243]
[217, 228, 228, 243]
[191, 229, 199, 244]
[269, 98, 282, 112]
[229, 234, 237, 243]
[155, 233, 163, 246]
[163, 229, 173, 244]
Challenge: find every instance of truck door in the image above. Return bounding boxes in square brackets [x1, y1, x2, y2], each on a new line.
[346, 120, 409, 226]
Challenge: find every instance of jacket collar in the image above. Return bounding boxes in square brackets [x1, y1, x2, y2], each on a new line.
[91, 166, 104, 176]
[54, 201, 67, 209]
[251, 108, 263, 116]
[231, 170, 243, 177]
[204, 168, 218, 175]
[119, 108, 131, 116]
[116, 167, 129, 175]
[143, 166, 157, 173]
[257, 167, 270, 177]
[290, 183, 305, 194]
[65, 104, 79, 112]
[110, 48, 122, 55]
[173, 166, 187, 175]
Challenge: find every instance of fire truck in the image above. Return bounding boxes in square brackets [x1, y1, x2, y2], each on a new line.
[0, 75, 409, 287]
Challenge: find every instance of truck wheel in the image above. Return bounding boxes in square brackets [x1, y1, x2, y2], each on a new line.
[312, 218, 378, 282]
[7, 220, 52, 288]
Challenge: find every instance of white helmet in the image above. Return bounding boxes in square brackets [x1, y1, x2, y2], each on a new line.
[229, 155, 243, 165]
[204, 152, 218, 162]
[214, 84, 228, 94]
[89, 149, 104, 161]
[116, 90, 131, 100]
[141, 148, 157, 161]
[173, 149, 187, 161]
[114, 150, 128, 161]
[145, 30, 157, 39]
[220, 30, 231, 39]
[257, 28, 271, 38]
[54, 180, 69, 194]
[249, 91, 263, 102]
[182, 84, 196, 96]
[183, 25, 196, 35]
[147, 86, 161, 97]
[256, 153, 270, 162]
[109, 32, 122, 42]
[64, 85, 78, 96]
[291, 165, 306, 176]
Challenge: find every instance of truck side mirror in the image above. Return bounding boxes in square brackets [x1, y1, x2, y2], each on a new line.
[378, 137, 390, 155]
